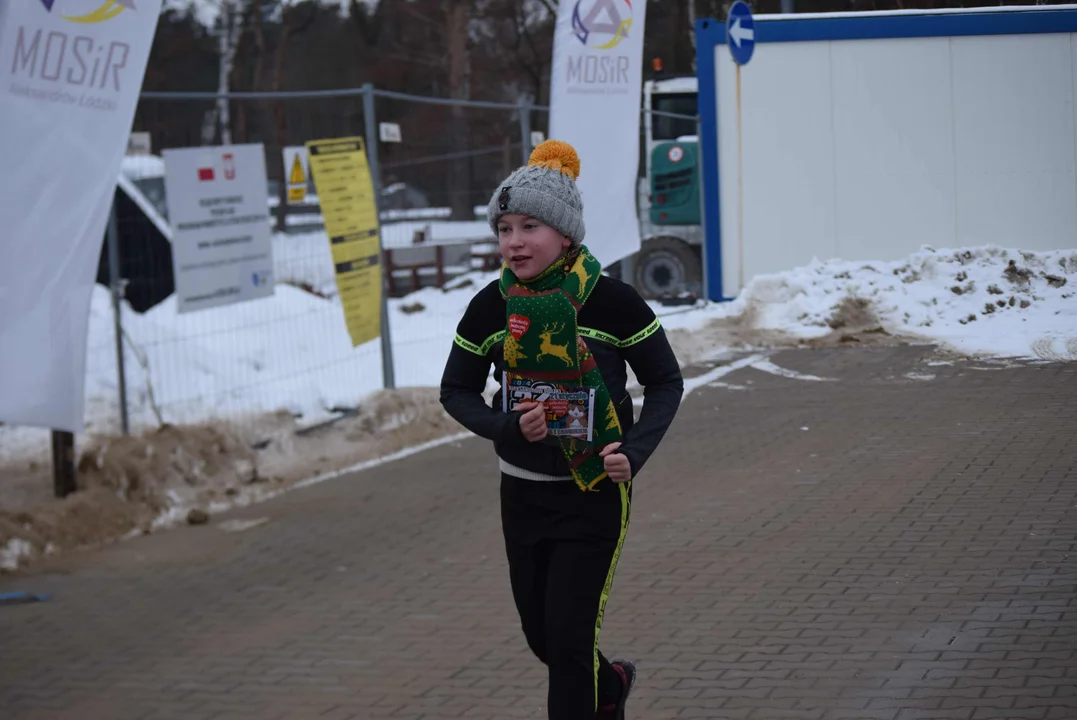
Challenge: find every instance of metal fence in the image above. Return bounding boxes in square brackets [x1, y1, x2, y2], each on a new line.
[90, 85, 695, 445]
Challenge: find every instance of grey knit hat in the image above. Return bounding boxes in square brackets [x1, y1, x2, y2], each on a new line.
[487, 139, 586, 243]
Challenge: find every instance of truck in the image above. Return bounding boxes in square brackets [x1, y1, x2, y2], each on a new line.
[624, 74, 704, 300]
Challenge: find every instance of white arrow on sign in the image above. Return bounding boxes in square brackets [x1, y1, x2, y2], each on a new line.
[729, 17, 754, 47]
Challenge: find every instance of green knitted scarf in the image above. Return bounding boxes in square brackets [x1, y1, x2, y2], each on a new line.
[499, 245, 623, 491]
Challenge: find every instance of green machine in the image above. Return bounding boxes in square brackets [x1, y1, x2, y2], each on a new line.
[649, 140, 700, 226]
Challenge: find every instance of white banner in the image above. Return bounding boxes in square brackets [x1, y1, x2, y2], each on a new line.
[548, 0, 646, 268]
[163, 144, 275, 313]
[0, 0, 161, 433]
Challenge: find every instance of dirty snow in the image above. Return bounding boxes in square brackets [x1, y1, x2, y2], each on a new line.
[725, 245, 1077, 361]
[2, 242, 1075, 572]
[1, 539, 33, 572]
[649, 245, 1077, 364]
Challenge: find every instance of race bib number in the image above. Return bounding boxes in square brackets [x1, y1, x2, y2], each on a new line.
[502, 372, 596, 442]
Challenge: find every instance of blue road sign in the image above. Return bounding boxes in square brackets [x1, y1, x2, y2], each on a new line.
[727, 1, 756, 65]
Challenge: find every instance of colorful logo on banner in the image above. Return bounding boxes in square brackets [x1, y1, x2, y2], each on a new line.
[39, 0, 136, 24]
[571, 0, 632, 50]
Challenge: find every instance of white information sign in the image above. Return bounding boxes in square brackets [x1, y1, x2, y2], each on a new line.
[379, 122, 402, 143]
[162, 144, 275, 313]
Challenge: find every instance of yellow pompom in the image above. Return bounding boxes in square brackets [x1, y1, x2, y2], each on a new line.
[528, 139, 581, 180]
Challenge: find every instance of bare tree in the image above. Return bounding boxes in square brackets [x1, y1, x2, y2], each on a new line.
[349, 0, 384, 45]
[216, 1, 245, 143]
[270, 1, 318, 229]
[447, 0, 472, 219]
[191, 0, 249, 144]
[687, 0, 697, 70]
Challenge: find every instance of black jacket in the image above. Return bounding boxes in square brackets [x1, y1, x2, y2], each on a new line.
[439, 275, 684, 479]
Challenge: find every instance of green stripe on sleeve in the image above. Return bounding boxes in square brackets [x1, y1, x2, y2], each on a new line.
[621, 318, 661, 347]
[461, 322, 657, 356]
[453, 334, 484, 356]
[578, 326, 621, 347]
[455, 330, 507, 356]
[480, 330, 507, 354]
[578, 319, 661, 349]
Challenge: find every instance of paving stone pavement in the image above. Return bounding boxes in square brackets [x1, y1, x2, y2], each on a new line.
[1, 345, 1075, 720]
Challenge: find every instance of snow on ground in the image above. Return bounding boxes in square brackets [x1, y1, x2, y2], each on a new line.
[3, 241, 1075, 464]
[1, 241, 1074, 572]
[0, 232, 495, 468]
[721, 245, 1077, 360]
[100, 263, 495, 435]
[272, 230, 341, 298]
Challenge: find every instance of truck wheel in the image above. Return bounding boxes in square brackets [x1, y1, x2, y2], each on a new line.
[634, 237, 702, 299]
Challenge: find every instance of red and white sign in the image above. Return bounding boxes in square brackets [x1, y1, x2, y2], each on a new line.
[197, 153, 238, 182]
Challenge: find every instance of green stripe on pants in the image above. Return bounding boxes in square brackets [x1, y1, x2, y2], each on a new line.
[593, 481, 631, 710]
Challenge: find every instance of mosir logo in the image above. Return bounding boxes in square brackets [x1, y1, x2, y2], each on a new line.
[572, 0, 632, 50]
[565, 0, 634, 92]
[39, 0, 136, 25]
[7, 0, 136, 110]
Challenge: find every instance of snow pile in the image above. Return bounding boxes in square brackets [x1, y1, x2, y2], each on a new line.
[80, 269, 498, 436]
[1, 539, 34, 572]
[1, 260, 494, 474]
[702, 245, 1077, 361]
[0, 422, 264, 570]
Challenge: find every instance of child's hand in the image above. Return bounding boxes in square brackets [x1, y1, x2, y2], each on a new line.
[599, 442, 632, 483]
[514, 401, 548, 442]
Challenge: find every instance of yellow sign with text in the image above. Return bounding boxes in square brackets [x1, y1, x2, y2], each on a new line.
[287, 153, 307, 203]
[305, 137, 382, 347]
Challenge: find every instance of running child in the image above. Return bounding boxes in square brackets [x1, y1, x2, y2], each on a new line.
[439, 139, 684, 720]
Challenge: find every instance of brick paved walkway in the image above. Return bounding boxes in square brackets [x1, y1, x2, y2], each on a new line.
[1, 345, 1075, 720]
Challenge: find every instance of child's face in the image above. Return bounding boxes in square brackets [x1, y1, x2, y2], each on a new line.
[497, 213, 572, 280]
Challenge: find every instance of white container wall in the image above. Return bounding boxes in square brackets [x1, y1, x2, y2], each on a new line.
[698, 7, 1077, 299]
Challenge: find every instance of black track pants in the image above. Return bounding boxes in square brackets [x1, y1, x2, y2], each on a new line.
[500, 473, 632, 720]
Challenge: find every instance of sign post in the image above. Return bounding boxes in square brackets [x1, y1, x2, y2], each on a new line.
[51, 430, 76, 499]
[727, 0, 755, 294]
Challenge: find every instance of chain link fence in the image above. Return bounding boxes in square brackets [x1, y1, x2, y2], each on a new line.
[75, 86, 697, 445]
[89, 87, 540, 443]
